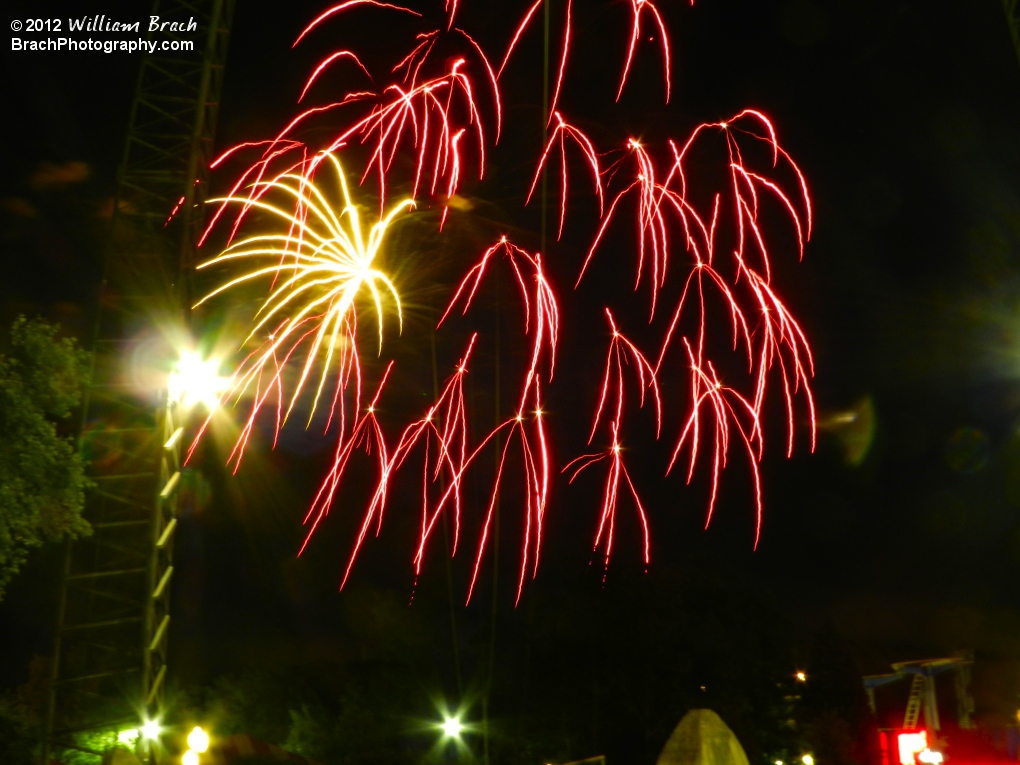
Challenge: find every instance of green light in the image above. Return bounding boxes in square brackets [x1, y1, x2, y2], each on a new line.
[117, 728, 139, 745]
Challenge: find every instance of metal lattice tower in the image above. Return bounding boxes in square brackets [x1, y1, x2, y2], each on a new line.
[42, 0, 235, 761]
[902, 674, 926, 731]
[863, 654, 975, 734]
[1006, 0, 1020, 67]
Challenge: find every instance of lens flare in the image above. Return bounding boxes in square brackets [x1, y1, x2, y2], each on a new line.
[186, 726, 210, 754]
[169, 350, 227, 411]
[441, 716, 464, 738]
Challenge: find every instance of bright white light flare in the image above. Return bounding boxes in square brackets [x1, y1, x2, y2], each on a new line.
[441, 716, 464, 738]
[117, 728, 139, 746]
[169, 351, 227, 410]
[187, 726, 210, 753]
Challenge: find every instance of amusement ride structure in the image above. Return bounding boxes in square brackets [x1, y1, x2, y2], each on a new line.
[41, 2, 235, 762]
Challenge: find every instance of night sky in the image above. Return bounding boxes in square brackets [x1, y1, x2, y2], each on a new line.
[3, 0, 1020, 747]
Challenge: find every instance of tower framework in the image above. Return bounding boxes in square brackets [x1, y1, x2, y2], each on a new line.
[42, 0, 235, 761]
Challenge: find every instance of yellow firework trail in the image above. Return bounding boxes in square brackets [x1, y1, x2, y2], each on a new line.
[196, 151, 414, 424]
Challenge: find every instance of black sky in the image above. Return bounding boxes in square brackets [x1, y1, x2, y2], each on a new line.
[3, 0, 1020, 730]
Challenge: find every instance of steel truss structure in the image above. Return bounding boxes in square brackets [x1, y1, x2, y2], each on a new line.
[42, 0, 236, 761]
[863, 653, 975, 732]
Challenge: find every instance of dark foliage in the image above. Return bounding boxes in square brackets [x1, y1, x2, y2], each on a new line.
[800, 624, 881, 765]
[184, 571, 804, 765]
[0, 316, 90, 599]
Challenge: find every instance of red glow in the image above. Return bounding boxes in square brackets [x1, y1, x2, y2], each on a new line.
[898, 731, 929, 765]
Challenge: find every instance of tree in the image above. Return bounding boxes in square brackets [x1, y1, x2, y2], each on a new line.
[0, 316, 90, 599]
[0, 655, 51, 765]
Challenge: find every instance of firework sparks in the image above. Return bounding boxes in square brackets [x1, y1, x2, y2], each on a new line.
[527, 111, 604, 240]
[344, 335, 479, 589]
[440, 238, 559, 604]
[669, 338, 764, 544]
[243, 2, 502, 224]
[580, 139, 675, 318]
[298, 51, 374, 103]
[301, 361, 395, 555]
[617, 0, 673, 102]
[565, 309, 661, 569]
[657, 110, 816, 459]
[498, 0, 572, 121]
[193, 1, 817, 596]
[191, 151, 413, 465]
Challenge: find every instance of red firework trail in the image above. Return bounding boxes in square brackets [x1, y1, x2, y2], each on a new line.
[527, 111, 604, 240]
[439, 238, 559, 604]
[659, 110, 816, 456]
[272, 2, 499, 220]
[444, 0, 460, 28]
[497, 0, 571, 121]
[302, 360, 395, 557]
[500, 0, 679, 117]
[193, 0, 817, 598]
[580, 139, 676, 318]
[337, 336, 476, 588]
[669, 338, 764, 545]
[293, 0, 423, 47]
[564, 308, 661, 569]
[617, 0, 673, 102]
[227, 59, 492, 222]
[298, 51, 374, 102]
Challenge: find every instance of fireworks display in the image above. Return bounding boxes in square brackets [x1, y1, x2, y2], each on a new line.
[193, 0, 816, 601]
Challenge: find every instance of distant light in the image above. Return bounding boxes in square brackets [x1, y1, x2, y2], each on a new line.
[442, 716, 464, 738]
[802, 755, 814, 765]
[182, 750, 199, 765]
[775, 760, 785, 765]
[141, 720, 161, 740]
[795, 671, 807, 682]
[918, 750, 943, 765]
[187, 726, 210, 753]
[117, 728, 139, 745]
[898, 732, 928, 765]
